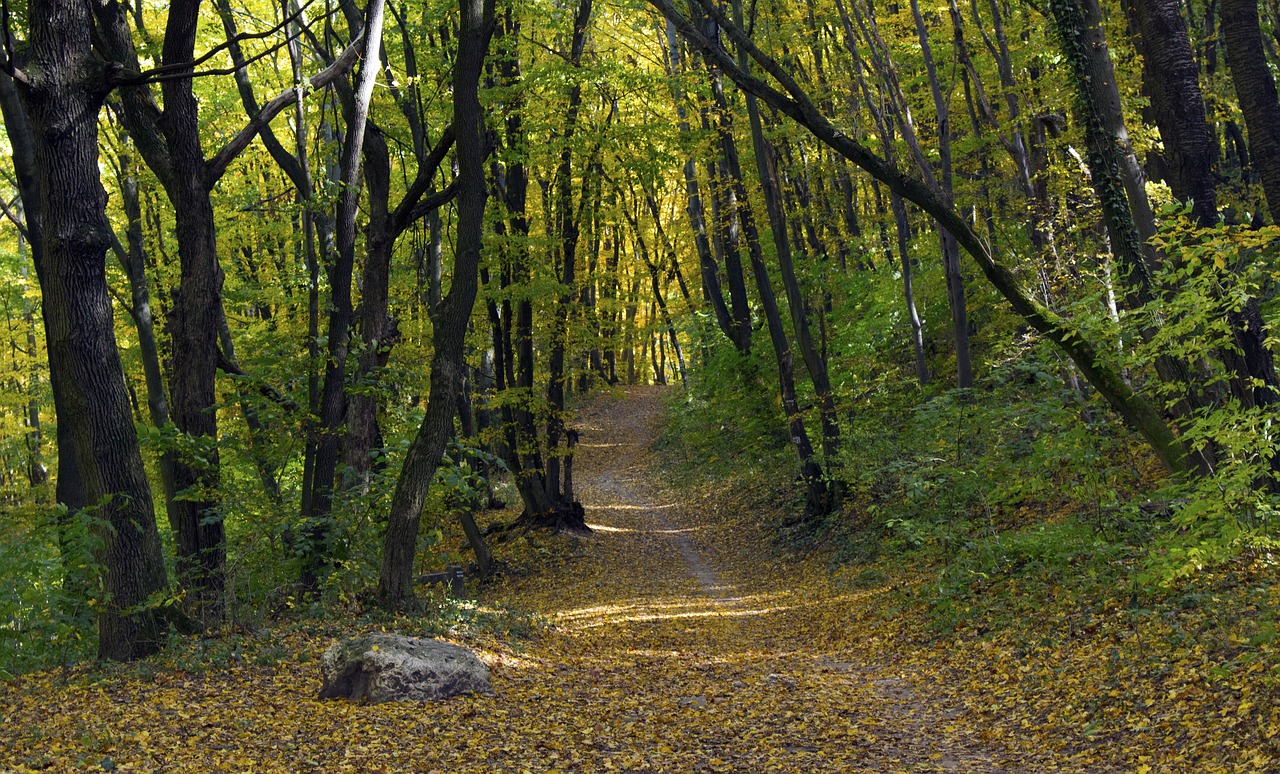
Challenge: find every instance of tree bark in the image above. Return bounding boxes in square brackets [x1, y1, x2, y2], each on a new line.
[1223, 0, 1280, 224]
[545, 0, 594, 506]
[377, 0, 495, 608]
[21, 0, 172, 658]
[301, 0, 388, 586]
[665, 21, 734, 345]
[0, 70, 90, 596]
[492, 4, 556, 518]
[909, 0, 972, 388]
[1127, 0, 1219, 224]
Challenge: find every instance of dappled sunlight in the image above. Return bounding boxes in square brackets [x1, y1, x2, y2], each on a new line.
[583, 501, 678, 511]
[584, 521, 700, 534]
[558, 591, 788, 621]
[569, 604, 796, 629]
[554, 590, 794, 629]
[0, 386, 1011, 772]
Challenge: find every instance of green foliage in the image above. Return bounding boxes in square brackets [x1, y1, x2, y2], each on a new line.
[1131, 218, 1280, 581]
[657, 343, 791, 481]
[0, 505, 98, 677]
[928, 516, 1140, 635]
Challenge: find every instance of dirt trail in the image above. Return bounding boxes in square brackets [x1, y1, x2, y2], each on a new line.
[0, 386, 1026, 773]
[488, 386, 1017, 772]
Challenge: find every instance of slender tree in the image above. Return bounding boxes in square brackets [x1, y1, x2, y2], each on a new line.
[378, 0, 496, 608]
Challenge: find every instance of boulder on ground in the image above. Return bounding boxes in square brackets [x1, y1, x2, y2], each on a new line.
[318, 633, 491, 703]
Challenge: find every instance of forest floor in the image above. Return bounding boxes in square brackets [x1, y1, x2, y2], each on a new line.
[2, 386, 1278, 771]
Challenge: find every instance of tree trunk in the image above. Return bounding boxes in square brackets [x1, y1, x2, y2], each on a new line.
[21, 0, 172, 658]
[378, 0, 496, 608]
[492, 4, 556, 518]
[910, 0, 972, 388]
[710, 65, 830, 516]
[731, 0, 839, 460]
[1127, 0, 1219, 224]
[342, 128, 395, 488]
[0, 71, 91, 598]
[158, 0, 229, 619]
[109, 150, 181, 523]
[665, 21, 735, 345]
[1223, 0, 1280, 223]
[707, 75, 756, 355]
[302, 0, 388, 586]
[1130, 0, 1278, 408]
[545, 0, 594, 506]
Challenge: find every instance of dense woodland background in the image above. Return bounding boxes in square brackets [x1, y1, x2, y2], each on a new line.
[1, 0, 1279, 673]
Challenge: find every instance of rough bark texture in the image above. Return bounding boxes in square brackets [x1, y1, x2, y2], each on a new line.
[22, 0, 171, 659]
[1130, 0, 1278, 408]
[0, 71, 91, 596]
[1222, 0, 1280, 224]
[378, 0, 496, 607]
[1128, 0, 1218, 225]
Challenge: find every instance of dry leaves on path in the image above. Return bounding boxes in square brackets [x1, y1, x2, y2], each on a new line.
[9, 386, 1267, 772]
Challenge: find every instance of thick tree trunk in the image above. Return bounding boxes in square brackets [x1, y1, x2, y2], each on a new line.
[1223, 0, 1280, 224]
[22, 0, 171, 658]
[1049, 0, 1161, 290]
[1128, 0, 1219, 224]
[0, 71, 90, 597]
[378, 0, 496, 607]
[1130, 0, 1278, 408]
[158, 0, 228, 619]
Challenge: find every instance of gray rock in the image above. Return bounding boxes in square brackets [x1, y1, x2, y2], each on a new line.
[318, 633, 491, 703]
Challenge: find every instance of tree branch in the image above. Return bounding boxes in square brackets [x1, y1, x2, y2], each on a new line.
[389, 123, 456, 237]
[120, 0, 317, 84]
[205, 35, 362, 186]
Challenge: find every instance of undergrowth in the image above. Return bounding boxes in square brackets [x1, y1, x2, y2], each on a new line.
[658, 328, 1279, 649]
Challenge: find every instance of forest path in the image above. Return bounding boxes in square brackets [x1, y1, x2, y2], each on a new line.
[0, 386, 1030, 773]
[485, 385, 1016, 772]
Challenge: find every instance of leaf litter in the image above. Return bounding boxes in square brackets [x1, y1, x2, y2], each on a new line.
[2, 386, 1278, 771]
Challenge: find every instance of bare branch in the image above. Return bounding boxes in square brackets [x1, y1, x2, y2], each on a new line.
[205, 35, 362, 186]
[122, 0, 317, 84]
[389, 123, 456, 237]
